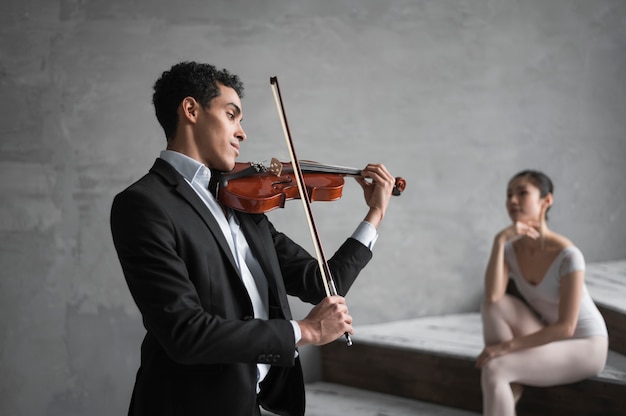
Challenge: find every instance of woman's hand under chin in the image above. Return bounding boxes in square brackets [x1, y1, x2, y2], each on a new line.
[498, 220, 541, 243]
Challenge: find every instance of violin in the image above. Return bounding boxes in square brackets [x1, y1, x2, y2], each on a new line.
[215, 158, 406, 214]
[227, 76, 406, 346]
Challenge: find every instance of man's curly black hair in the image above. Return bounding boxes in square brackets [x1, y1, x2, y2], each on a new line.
[152, 61, 244, 141]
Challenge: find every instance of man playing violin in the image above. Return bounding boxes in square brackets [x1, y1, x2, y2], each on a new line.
[110, 61, 395, 416]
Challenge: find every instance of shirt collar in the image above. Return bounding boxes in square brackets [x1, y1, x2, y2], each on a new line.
[159, 150, 211, 187]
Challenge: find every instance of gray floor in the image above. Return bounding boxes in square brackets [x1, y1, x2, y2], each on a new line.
[262, 382, 479, 416]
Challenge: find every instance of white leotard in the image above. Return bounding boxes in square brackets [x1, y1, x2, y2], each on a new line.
[504, 242, 608, 338]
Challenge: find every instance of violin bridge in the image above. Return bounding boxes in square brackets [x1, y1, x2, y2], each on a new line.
[269, 158, 284, 177]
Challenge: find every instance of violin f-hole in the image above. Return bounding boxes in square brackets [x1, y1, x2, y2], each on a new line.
[272, 178, 293, 188]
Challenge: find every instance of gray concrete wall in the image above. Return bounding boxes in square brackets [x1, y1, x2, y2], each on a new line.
[1, 0, 625, 414]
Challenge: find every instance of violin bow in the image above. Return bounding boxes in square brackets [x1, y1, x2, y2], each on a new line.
[270, 76, 352, 346]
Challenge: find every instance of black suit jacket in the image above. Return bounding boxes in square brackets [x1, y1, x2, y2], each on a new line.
[110, 158, 372, 416]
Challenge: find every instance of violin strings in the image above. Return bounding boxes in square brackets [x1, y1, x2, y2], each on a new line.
[290, 160, 361, 176]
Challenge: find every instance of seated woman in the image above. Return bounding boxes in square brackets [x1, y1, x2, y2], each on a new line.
[477, 169, 608, 416]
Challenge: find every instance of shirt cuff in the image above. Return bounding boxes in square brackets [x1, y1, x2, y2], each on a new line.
[290, 320, 302, 345]
[351, 221, 378, 250]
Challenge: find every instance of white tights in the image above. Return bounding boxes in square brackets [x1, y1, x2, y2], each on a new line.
[480, 294, 608, 416]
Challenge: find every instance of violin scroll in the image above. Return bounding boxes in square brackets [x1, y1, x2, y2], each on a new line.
[392, 177, 406, 196]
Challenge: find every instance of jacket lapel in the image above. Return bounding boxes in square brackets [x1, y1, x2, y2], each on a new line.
[150, 158, 239, 273]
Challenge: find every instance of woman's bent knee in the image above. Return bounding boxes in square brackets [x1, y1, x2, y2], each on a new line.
[481, 357, 509, 388]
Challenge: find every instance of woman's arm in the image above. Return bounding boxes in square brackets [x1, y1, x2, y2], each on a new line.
[484, 234, 510, 303]
[484, 222, 541, 303]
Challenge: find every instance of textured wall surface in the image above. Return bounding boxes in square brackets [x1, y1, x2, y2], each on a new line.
[1, 0, 625, 414]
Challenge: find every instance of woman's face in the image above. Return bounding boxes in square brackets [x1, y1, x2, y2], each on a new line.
[506, 176, 549, 223]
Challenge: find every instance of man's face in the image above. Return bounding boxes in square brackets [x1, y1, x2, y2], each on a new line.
[193, 84, 246, 171]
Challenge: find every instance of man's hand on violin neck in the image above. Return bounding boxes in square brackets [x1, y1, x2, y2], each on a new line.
[356, 163, 395, 228]
[296, 296, 353, 347]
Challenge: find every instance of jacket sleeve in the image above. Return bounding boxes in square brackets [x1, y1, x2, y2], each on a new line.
[267, 219, 373, 304]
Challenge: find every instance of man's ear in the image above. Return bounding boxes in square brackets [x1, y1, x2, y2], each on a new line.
[181, 96, 200, 122]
